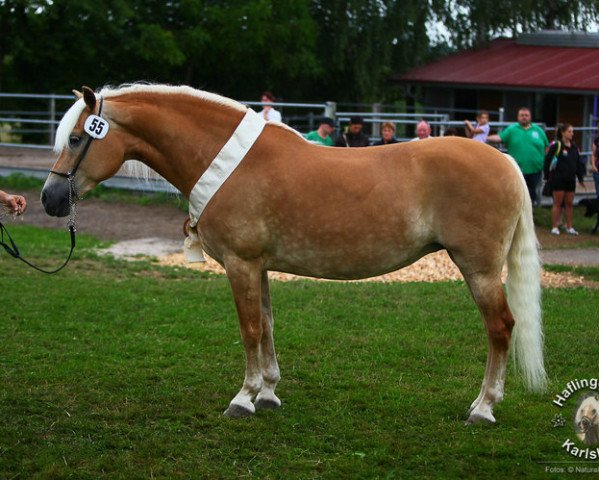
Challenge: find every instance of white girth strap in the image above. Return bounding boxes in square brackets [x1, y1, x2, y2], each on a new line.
[188, 108, 266, 226]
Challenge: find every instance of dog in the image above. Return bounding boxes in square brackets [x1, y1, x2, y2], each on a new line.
[578, 198, 599, 234]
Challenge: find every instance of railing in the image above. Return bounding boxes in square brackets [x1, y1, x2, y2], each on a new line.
[0, 93, 74, 148]
[0, 93, 333, 149]
[0, 92, 596, 196]
[242, 101, 334, 133]
[0, 91, 595, 147]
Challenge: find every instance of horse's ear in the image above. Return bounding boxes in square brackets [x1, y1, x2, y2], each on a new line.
[72, 89, 83, 99]
[82, 86, 96, 111]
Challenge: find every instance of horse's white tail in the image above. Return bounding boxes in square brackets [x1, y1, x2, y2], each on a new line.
[506, 184, 548, 392]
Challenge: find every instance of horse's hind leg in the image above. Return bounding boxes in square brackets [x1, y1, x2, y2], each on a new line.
[463, 272, 515, 424]
[254, 271, 282, 410]
[223, 258, 264, 417]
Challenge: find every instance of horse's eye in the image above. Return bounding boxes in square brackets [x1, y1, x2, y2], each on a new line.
[69, 135, 82, 148]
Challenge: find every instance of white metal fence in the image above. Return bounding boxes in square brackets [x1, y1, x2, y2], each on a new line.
[0, 93, 503, 148]
[0, 93, 334, 148]
[0, 92, 596, 195]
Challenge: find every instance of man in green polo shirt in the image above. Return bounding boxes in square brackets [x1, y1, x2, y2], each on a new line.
[488, 107, 549, 205]
[304, 117, 335, 146]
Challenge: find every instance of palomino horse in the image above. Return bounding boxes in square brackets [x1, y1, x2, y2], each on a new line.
[42, 85, 547, 423]
[576, 393, 599, 445]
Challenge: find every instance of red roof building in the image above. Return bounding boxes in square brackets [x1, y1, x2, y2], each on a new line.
[393, 31, 599, 139]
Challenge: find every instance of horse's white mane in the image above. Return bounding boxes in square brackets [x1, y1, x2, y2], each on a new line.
[99, 83, 248, 112]
[54, 84, 246, 154]
[53, 98, 86, 153]
[53, 83, 301, 183]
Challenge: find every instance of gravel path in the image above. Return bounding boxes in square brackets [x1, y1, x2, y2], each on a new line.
[541, 248, 599, 266]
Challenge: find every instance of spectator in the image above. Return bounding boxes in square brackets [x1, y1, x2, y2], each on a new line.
[464, 110, 490, 142]
[544, 123, 585, 235]
[373, 122, 398, 145]
[487, 107, 549, 205]
[258, 91, 282, 122]
[410, 120, 432, 141]
[592, 124, 599, 199]
[335, 116, 370, 147]
[0, 190, 26, 215]
[304, 118, 335, 146]
[443, 127, 459, 137]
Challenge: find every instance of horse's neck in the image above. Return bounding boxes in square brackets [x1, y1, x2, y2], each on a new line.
[117, 96, 245, 196]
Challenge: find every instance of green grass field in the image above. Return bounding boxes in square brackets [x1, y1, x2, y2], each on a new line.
[1, 225, 598, 479]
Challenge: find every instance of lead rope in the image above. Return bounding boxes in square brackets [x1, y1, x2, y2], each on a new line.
[0, 178, 77, 274]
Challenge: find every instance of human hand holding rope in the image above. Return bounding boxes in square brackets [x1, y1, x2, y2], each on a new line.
[0, 190, 27, 215]
[0, 188, 75, 274]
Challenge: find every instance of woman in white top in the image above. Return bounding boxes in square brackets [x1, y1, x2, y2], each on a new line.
[258, 91, 282, 122]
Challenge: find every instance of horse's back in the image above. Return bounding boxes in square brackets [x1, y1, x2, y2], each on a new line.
[282, 136, 523, 226]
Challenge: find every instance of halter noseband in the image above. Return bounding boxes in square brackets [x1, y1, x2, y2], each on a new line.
[50, 96, 106, 186]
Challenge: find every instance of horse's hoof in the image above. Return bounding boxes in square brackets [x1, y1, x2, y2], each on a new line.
[223, 403, 254, 418]
[465, 411, 496, 425]
[255, 398, 281, 410]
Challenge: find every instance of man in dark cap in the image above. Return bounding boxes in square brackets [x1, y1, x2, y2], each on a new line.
[335, 116, 370, 147]
[304, 117, 336, 146]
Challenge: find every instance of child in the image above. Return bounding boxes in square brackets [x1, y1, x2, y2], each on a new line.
[464, 110, 490, 143]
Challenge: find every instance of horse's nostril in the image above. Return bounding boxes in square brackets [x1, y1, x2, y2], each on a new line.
[41, 190, 47, 205]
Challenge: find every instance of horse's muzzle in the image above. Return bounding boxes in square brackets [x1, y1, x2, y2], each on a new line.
[41, 180, 71, 217]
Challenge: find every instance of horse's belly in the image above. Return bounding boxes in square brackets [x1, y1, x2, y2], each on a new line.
[266, 242, 439, 280]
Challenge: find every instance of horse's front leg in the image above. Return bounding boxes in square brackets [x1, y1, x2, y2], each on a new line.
[254, 271, 282, 410]
[223, 257, 264, 417]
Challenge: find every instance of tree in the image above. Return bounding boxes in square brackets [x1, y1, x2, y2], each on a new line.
[309, 0, 434, 102]
[436, 0, 599, 48]
[1, 0, 599, 101]
[3, 0, 136, 92]
[0, 0, 36, 91]
[186, 0, 320, 99]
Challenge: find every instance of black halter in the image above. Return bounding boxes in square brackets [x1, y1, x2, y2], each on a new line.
[0, 97, 106, 274]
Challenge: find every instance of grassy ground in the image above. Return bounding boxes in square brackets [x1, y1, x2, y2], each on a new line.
[544, 264, 599, 282]
[1, 225, 598, 479]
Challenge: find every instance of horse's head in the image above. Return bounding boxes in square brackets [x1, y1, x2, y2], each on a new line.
[42, 87, 126, 216]
[576, 393, 599, 445]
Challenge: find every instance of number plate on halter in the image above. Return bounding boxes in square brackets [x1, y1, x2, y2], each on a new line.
[84, 115, 109, 139]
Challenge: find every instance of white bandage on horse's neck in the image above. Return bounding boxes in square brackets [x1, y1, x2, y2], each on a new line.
[188, 108, 266, 226]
